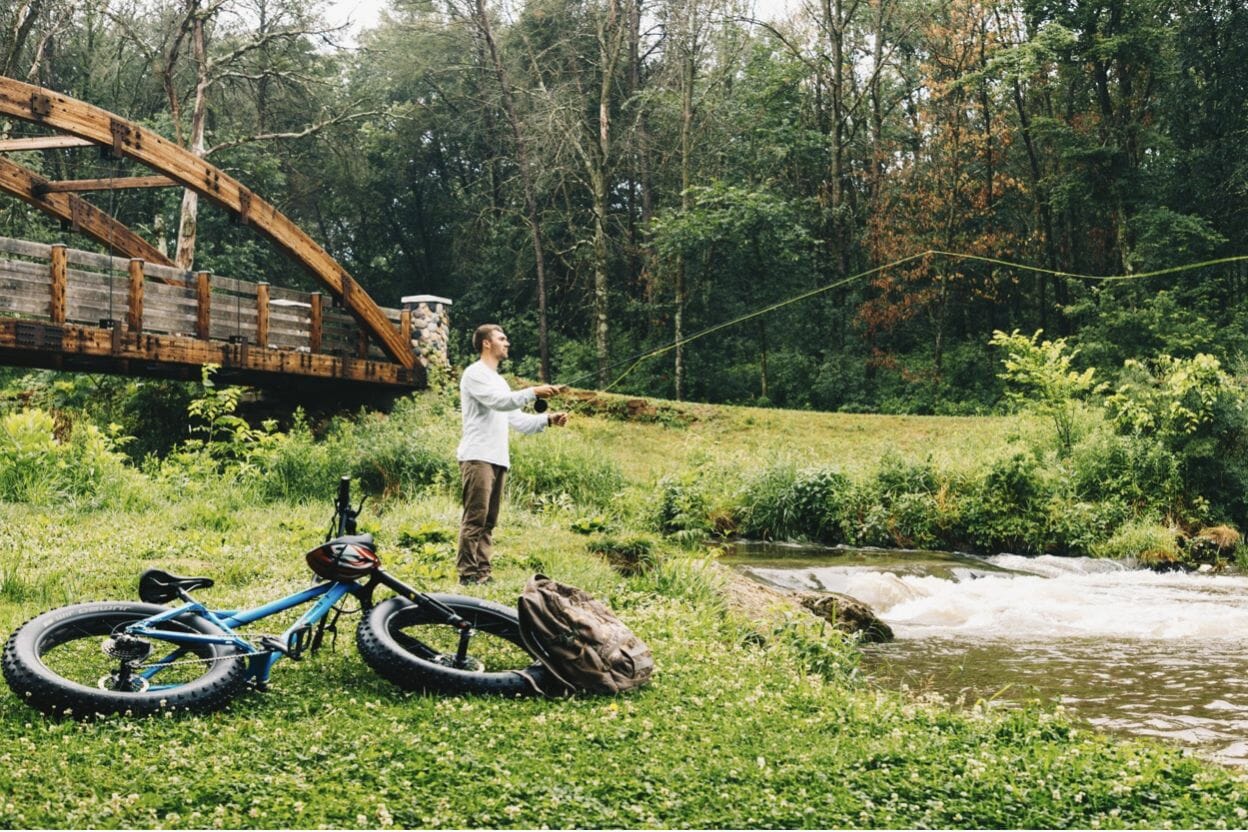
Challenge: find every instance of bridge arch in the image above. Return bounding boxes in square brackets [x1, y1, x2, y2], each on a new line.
[0, 76, 413, 368]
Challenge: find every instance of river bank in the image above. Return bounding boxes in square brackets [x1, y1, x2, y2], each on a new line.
[3, 493, 1248, 828]
[724, 542, 1248, 767]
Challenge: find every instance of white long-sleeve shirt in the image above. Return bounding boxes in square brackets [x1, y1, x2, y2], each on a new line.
[456, 360, 548, 468]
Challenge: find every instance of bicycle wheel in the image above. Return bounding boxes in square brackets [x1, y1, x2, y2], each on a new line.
[2, 602, 246, 718]
[357, 594, 559, 696]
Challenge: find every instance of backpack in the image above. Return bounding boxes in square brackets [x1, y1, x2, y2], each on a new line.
[516, 574, 654, 695]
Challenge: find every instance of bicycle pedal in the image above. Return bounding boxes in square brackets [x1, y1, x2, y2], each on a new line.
[258, 636, 302, 661]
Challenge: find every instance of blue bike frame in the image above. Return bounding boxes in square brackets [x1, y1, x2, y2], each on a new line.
[125, 579, 365, 689]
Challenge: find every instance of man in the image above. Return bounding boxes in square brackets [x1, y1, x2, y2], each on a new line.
[456, 324, 568, 585]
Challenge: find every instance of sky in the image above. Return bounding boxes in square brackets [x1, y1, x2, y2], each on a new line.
[321, 0, 798, 42]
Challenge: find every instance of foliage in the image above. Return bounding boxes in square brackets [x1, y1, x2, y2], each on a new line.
[735, 463, 850, 543]
[0, 409, 138, 507]
[507, 431, 625, 509]
[1106, 354, 1248, 525]
[991, 330, 1104, 453]
[1092, 519, 1183, 567]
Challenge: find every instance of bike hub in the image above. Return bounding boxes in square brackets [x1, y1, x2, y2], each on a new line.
[102, 634, 152, 663]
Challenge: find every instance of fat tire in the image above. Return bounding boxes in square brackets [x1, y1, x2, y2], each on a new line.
[2, 602, 246, 718]
[357, 594, 555, 696]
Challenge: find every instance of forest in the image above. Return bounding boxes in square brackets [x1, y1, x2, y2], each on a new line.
[3, 0, 1245, 412]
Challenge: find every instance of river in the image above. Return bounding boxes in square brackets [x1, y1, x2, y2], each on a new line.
[725, 543, 1248, 766]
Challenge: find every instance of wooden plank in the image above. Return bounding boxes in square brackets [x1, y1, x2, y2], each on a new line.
[49, 244, 66, 323]
[256, 282, 269, 348]
[67, 302, 193, 334]
[0, 257, 51, 282]
[0, 135, 94, 151]
[202, 274, 258, 296]
[309, 292, 322, 354]
[37, 175, 175, 193]
[0, 318, 420, 387]
[0, 293, 47, 316]
[0, 237, 52, 259]
[64, 248, 188, 286]
[196, 272, 210, 339]
[400, 308, 412, 346]
[127, 259, 144, 333]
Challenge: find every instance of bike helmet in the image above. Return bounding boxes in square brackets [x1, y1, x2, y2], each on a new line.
[306, 534, 379, 581]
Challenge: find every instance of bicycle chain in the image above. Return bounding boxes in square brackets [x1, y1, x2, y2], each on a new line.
[133, 635, 285, 671]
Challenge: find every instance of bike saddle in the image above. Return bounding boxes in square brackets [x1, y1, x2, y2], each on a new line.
[139, 569, 215, 604]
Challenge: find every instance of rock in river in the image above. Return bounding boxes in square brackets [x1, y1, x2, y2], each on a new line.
[800, 592, 894, 643]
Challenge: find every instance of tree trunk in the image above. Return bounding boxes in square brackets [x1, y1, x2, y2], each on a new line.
[674, 17, 696, 401]
[473, 0, 551, 380]
[175, 3, 208, 270]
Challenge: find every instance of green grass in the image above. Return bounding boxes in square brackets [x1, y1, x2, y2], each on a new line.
[2, 400, 1247, 828]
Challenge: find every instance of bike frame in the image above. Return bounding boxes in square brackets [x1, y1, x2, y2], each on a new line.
[126, 579, 367, 689]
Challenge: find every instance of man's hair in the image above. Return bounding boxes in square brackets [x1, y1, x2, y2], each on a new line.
[473, 323, 504, 353]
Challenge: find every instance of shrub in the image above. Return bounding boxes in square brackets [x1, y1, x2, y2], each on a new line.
[1069, 428, 1183, 519]
[1046, 497, 1130, 556]
[991, 329, 1104, 453]
[654, 470, 717, 537]
[348, 411, 457, 498]
[962, 453, 1053, 554]
[1092, 519, 1182, 566]
[0, 409, 135, 505]
[1106, 353, 1248, 526]
[735, 463, 849, 542]
[252, 413, 343, 502]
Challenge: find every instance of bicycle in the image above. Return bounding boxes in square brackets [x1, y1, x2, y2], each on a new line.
[2, 477, 555, 717]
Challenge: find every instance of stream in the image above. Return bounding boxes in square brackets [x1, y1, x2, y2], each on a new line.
[724, 543, 1248, 766]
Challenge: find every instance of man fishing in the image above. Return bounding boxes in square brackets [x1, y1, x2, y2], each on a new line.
[456, 324, 569, 585]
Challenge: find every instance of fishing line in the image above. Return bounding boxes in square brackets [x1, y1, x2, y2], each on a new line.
[548, 249, 1248, 398]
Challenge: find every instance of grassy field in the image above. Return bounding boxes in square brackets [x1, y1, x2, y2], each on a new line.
[1, 399, 1247, 828]
[570, 398, 1038, 481]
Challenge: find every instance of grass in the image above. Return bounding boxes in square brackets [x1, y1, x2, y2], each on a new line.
[2, 399, 1247, 828]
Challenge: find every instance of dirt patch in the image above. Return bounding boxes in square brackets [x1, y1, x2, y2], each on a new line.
[561, 389, 696, 424]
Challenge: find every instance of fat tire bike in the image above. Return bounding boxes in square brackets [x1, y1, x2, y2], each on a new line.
[2, 477, 556, 717]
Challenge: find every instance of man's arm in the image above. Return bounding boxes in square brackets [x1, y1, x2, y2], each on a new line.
[507, 410, 549, 435]
[462, 368, 535, 412]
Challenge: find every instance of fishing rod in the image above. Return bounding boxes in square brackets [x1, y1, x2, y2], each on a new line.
[530, 248, 1248, 410]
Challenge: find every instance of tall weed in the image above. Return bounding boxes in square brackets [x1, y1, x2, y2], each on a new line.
[508, 431, 625, 509]
[0, 409, 138, 507]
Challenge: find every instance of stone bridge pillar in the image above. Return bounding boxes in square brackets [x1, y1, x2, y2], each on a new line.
[402, 294, 452, 369]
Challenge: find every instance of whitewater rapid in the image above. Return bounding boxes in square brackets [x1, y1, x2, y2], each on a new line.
[742, 553, 1248, 641]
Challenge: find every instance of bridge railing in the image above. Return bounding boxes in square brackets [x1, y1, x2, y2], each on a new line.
[0, 236, 410, 362]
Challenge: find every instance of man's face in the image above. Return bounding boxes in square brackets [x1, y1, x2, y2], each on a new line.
[484, 330, 510, 360]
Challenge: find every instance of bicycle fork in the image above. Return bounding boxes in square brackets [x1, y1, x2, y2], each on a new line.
[372, 569, 478, 668]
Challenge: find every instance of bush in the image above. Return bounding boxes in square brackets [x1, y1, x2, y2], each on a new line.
[1068, 428, 1183, 519]
[1092, 519, 1182, 566]
[1045, 497, 1130, 556]
[837, 456, 962, 550]
[1106, 353, 1248, 526]
[252, 413, 344, 502]
[654, 470, 721, 538]
[735, 463, 849, 542]
[0, 409, 136, 506]
[962, 453, 1053, 554]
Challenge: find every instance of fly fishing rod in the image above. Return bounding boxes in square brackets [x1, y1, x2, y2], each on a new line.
[531, 248, 1248, 409]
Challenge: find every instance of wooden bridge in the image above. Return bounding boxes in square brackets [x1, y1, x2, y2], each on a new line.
[0, 77, 438, 393]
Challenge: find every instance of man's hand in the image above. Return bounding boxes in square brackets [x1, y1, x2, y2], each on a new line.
[533, 384, 569, 398]
[547, 411, 570, 427]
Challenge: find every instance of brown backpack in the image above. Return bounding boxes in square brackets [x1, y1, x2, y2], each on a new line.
[516, 575, 654, 695]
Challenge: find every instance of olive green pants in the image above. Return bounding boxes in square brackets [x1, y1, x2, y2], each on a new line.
[457, 460, 506, 580]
